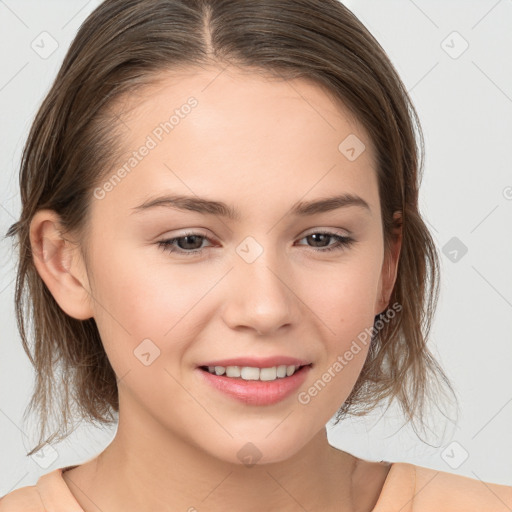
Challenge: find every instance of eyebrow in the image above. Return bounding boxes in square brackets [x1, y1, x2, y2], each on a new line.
[130, 193, 371, 220]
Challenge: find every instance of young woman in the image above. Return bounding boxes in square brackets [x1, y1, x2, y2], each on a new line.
[1, 1, 511, 511]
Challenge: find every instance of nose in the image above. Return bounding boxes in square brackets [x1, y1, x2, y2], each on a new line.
[221, 251, 299, 337]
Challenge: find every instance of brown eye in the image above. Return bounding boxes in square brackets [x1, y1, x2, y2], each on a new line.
[296, 231, 355, 252]
[157, 232, 212, 257]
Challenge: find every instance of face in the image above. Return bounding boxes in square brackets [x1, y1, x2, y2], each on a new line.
[50, 66, 400, 465]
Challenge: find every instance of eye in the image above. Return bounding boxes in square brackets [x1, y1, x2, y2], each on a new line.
[157, 230, 355, 257]
[295, 230, 355, 253]
[157, 231, 213, 257]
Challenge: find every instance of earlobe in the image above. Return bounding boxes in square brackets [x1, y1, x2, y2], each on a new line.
[29, 209, 94, 320]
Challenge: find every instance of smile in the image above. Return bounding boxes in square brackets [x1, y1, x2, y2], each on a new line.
[200, 364, 308, 381]
[196, 364, 313, 405]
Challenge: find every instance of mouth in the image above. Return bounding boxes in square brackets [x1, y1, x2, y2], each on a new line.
[198, 363, 312, 381]
[195, 362, 313, 405]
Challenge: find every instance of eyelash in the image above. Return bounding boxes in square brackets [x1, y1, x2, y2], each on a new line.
[157, 230, 355, 257]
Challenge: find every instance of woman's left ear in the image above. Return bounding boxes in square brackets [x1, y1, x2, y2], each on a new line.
[375, 212, 402, 315]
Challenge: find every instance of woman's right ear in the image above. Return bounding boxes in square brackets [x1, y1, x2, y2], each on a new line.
[29, 209, 94, 320]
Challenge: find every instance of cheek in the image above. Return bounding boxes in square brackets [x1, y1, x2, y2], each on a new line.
[90, 238, 206, 332]
[302, 251, 382, 331]
[87, 238, 223, 378]
[298, 252, 381, 397]
[297, 271, 378, 418]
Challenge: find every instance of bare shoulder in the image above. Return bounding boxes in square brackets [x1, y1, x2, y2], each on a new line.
[413, 464, 512, 511]
[0, 484, 44, 512]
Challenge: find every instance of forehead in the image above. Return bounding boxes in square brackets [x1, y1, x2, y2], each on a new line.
[93, 65, 379, 222]
[119, 65, 373, 144]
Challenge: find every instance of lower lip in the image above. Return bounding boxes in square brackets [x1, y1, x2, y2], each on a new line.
[196, 365, 312, 406]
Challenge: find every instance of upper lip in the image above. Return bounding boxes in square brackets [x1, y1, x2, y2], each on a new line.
[198, 356, 312, 368]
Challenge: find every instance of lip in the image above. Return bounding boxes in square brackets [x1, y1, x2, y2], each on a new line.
[197, 356, 312, 368]
[195, 363, 312, 406]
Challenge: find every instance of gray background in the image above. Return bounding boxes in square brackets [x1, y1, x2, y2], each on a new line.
[1, 0, 511, 495]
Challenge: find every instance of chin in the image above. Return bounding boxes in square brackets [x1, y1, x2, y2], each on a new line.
[201, 431, 309, 467]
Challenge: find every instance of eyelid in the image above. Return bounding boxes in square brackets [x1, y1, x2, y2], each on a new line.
[301, 226, 351, 237]
[159, 228, 213, 240]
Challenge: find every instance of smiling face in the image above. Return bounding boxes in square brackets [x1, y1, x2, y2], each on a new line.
[57, 65, 400, 465]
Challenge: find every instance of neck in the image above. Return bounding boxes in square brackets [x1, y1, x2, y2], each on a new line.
[64, 399, 358, 512]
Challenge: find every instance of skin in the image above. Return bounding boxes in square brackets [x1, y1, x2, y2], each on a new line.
[30, 65, 401, 512]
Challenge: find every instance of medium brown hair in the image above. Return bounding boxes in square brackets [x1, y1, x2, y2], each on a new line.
[5, 0, 457, 456]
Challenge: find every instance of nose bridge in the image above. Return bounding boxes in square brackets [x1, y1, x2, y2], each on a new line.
[222, 234, 297, 334]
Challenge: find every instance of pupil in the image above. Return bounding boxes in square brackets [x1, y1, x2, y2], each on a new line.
[180, 235, 202, 250]
[309, 233, 328, 247]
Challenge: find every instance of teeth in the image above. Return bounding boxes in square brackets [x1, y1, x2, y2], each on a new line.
[206, 364, 303, 380]
[226, 366, 241, 378]
[286, 365, 296, 376]
[259, 367, 276, 381]
[276, 365, 287, 378]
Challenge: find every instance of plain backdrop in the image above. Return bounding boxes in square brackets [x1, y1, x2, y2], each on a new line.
[1, 0, 511, 495]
